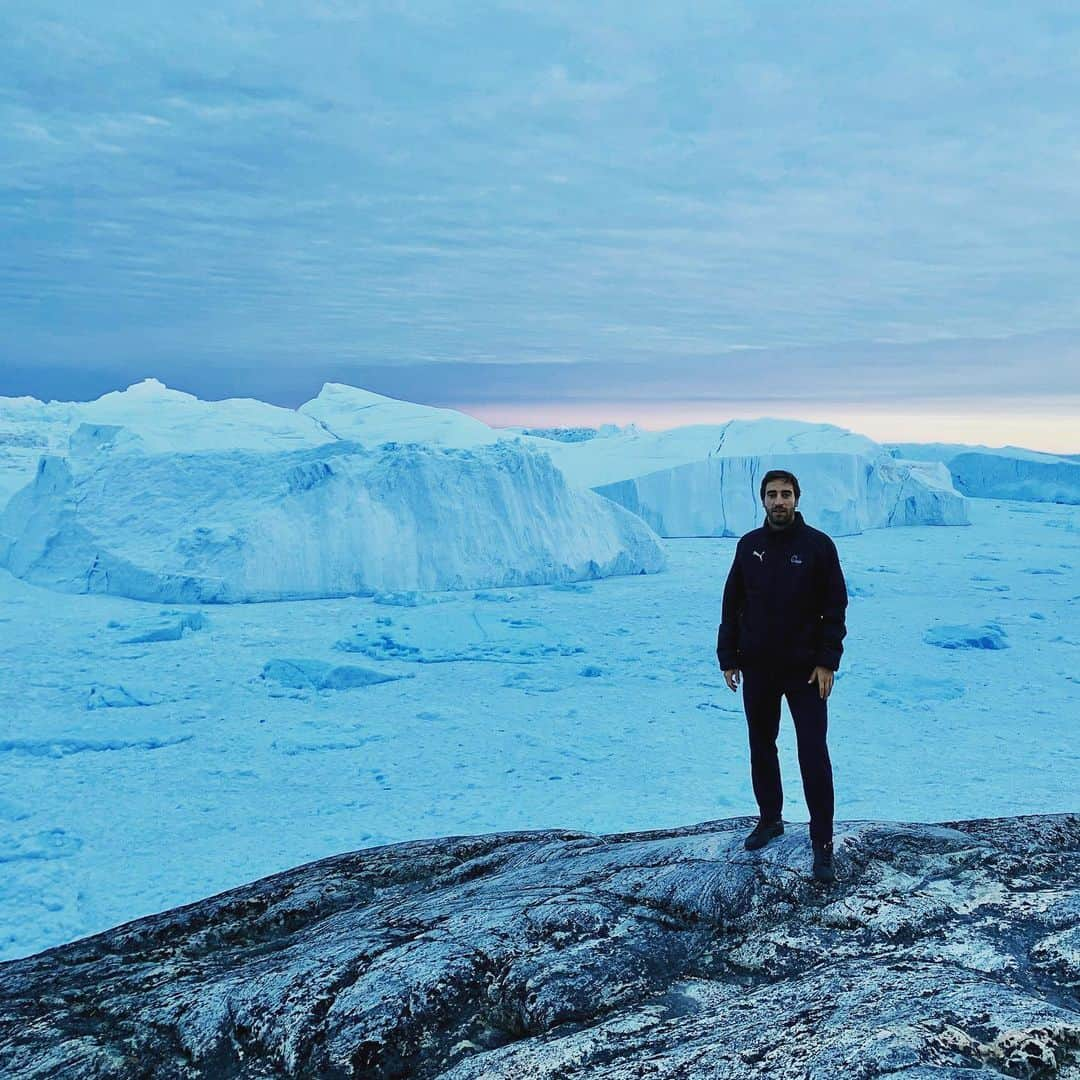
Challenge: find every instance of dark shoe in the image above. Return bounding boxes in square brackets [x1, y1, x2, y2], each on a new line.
[743, 818, 784, 851]
[812, 841, 835, 883]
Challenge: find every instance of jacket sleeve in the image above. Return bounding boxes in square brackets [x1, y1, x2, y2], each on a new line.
[716, 545, 744, 670]
[815, 536, 848, 671]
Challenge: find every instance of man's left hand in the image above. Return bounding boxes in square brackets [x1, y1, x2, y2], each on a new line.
[808, 666, 835, 700]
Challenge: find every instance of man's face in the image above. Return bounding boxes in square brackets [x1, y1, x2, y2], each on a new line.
[763, 480, 797, 526]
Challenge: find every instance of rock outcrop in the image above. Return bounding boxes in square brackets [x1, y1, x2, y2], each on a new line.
[1, 814, 1077, 1078]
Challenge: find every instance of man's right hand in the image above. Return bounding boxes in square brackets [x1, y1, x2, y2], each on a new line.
[723, 668, 741, 692]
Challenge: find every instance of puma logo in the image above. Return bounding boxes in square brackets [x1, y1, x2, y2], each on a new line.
[753, 550, 765, 562]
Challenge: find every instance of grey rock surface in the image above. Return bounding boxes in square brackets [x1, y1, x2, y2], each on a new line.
[1, 814, 1078, 1079]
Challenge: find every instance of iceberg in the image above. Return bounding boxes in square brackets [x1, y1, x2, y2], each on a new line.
[0, 396, 73, 511]
[0, 379, 333, 510]
[299, 382, 501, 448]
[0, 440, 665, 603]
[887, 442, 1080, 505]
[71, 378, 332, 454]
[296, 398, 968, 535]
[0, 382, 969, 578]
[535, 420, 968, 536]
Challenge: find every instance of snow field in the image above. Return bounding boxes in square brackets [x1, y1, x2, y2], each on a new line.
[0, 497, 1077, 961]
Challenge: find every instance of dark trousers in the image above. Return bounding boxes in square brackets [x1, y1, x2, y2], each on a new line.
[742, 665, 834, 845]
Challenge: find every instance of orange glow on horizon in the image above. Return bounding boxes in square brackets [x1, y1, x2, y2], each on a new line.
[455, 400, 1080, 455]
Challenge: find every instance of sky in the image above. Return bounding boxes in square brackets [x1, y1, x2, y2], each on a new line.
[3, 1, 1080, 450]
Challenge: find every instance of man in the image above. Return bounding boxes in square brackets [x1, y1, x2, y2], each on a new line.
[716, 469, 848, 883]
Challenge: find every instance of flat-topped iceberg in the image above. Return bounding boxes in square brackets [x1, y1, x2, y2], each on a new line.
[888, 441, 1080, 505]
[533, 420, 968, 536]
[0, 440, 665, 602]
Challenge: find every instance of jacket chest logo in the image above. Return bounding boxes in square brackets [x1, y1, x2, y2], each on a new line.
[790, 554, 803, 565]
[752, 550, 765, 562]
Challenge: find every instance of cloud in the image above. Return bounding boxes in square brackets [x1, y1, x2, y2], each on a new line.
[4, 0, 1080, 419]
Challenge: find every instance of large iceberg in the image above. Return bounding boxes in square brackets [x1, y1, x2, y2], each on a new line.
[533, 420, 968, 537]
[0, 380, 511, 511]
[71, 378, 331, 454]
[300, 398, 967, 536]
[0, 379, 333, 510]
[0, 398, 59, 512]
[0, 440, 665, 603]
[0, 382, 969, 595]
[887, 442, 1080, 505]
[299, 383, 502, 448]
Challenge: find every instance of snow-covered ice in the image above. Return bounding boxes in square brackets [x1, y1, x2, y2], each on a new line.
[260, 658, 411, 692]
[1, 495, 1077, 961]
[922, 622, 1009, 650]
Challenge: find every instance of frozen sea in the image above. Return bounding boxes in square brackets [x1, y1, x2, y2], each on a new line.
[1, 496, 1078, 962]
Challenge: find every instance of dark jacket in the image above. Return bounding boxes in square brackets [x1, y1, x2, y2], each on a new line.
[716, 511, 847, 672]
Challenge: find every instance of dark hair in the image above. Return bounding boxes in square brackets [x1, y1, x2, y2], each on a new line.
[760, 469, 800, 502]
